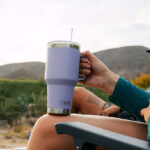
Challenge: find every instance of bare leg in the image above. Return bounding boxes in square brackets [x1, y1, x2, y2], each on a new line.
[72, 87, 106, 115]
[27, 114, 147, 150]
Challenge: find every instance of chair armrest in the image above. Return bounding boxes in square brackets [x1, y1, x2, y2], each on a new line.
[55, 122, 150, 150]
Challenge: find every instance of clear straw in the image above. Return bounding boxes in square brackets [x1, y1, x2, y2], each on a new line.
[70, 28, 73, 42]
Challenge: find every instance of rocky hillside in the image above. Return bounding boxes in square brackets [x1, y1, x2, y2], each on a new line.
[0, 62, 45, 80]
[94, 46, 150, 79]
[0, 46, 149, 80]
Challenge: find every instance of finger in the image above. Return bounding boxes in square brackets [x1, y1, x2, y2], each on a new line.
[79, 69, 91, 75]
[102, 106, 120, 116]
[80, 57, 90, 63]
[140, 109, 145, 116]
[102, 110, 109, 116]
[80, 63, 91, 69]
[144, 116, 149, 123]
[111, 105, 120, 111]
[79, 73, 86, 78]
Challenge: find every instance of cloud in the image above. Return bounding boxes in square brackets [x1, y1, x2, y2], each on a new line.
[0, 0, 150, 65]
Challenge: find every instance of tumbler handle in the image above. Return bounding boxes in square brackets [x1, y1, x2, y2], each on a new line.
[78, 55, 87, 81]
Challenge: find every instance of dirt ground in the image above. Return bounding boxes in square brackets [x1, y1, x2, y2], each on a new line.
[0, 129, 28, 149]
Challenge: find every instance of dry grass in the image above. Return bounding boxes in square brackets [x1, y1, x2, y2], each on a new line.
[16, 130, 27, 139]
[3, 124, 29, 139]
[11, 139, 16, 143]
[0, 126, 29, 149]
[3, 130, 15, 139]
[14, 125, 25, 133]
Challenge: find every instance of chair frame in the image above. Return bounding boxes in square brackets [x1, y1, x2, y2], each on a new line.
[55, 122, 150, 150]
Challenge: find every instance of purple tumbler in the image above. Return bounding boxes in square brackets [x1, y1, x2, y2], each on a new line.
[45, 41, 82, 115]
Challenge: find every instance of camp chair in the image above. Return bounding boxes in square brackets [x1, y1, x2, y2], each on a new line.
[55, 122, 150, 150]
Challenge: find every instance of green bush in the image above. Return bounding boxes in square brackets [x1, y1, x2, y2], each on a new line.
[0, 79, 46, 98]
[0, 79, 47, 125]
[0, 79, 108, 125]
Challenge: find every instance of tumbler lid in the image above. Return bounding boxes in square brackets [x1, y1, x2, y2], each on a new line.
[47, 40, 80, 50]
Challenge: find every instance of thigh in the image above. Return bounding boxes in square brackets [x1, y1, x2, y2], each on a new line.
[72, 87, 106, 115]
[27, 114, 147, 150]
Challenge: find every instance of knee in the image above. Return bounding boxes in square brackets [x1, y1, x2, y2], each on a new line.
[32, 114, 72, 136]
[27, 114, 54, 149]
[29, 114, 63, 144]
[73, 87, 89, 106]
[74, 87, 86, 100]
[74, 87, 86, 97]
[32, 114, 53, 138]
[28, 114, 75, 150]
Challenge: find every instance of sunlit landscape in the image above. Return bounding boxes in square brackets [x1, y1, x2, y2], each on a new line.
[0, 0, 150, 149]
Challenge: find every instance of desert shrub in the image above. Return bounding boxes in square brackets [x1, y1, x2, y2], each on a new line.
[13, 124, 25, 133]
[26, 91, 47, 117]
[0, 79, 46, 98]
[0, 78, 109, 125]
[11, 139, 16, 143]
[0, 79, 47, 124]
[3, 130, 15, 139]
[3, 125, 28, 139]
[13, 125, 27, 139]
[131, 73, 150, 89]
[16, 130, 27, 139]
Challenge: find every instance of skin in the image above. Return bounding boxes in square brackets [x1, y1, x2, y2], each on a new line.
[79, 51, 119, 95]
[102, 104, 120, 116]
[140, 99, 150, 123]
[72, 87, 120, 116]
[140, 51, 150, 123]
[27, 50, 147, 150]
[27, 114, 147, 150]
[72, 87, 106, 115]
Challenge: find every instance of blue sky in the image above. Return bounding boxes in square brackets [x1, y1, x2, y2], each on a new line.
[0, 0, 150, 65]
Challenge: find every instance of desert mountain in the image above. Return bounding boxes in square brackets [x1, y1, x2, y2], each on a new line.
[0, 62, 45, 80]
[94, 46, 150, 79]
[0, 46, 149, 80]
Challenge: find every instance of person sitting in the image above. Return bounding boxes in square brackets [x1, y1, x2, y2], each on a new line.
[27, 50, 150, 150]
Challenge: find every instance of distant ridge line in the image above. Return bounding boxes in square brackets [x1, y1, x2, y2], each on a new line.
[0, 45, 149, 80]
